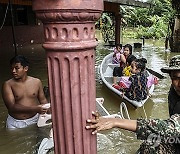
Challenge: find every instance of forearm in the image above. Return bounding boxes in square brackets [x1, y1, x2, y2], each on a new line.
[87, 117, 137, 134]
[39, 98, 48, 104]
[114, 118, 137, 131]
[8, 104, 39, 114]
[120, 54, 126, 64]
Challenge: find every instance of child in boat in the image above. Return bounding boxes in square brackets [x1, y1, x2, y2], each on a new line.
[125, 58, 148, 101]
[113, 55, 137, 90]
[112, 44, 133, 85]
[113, 57, 158, 91]
[122, 54, 137, 76]
[137, 58, 158, 88]
[112, 44, 123, 64]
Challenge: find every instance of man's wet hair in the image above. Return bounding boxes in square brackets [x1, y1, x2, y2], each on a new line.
[10, 55, 29, 67]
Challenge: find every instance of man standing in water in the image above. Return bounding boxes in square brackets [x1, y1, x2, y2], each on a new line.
[86, 55, 180, 153]
[2, 55, 49, 129]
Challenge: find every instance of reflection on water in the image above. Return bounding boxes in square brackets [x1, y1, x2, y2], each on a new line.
[0, 38, 178, 153]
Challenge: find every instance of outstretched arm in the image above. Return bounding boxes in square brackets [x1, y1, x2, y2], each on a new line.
[86, 112, 180, 140]
[86, 112, 137, 134]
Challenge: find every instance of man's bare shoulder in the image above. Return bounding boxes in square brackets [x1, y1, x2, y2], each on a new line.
[27, 76, 42, 85]
[28, 76, 41, 81]
[3, 78, 14, 86]
[4, 77, 41, 84]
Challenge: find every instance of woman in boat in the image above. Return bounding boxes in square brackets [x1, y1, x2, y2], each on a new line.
[112, 44, 133, 85]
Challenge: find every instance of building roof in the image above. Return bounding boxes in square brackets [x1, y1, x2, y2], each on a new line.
[1, 0, 151, 8]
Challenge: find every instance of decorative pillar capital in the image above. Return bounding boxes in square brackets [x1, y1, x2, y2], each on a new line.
[32, 0, 103, 51]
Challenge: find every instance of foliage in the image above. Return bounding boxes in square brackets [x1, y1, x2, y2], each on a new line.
[96, 13, 115, 42]
[121, 0, 175, 39]
[122, 7, 153, 27]
[96, 0, 178, 41]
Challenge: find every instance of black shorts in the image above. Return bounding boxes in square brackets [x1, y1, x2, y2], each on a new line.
[113, 67, 123, 77]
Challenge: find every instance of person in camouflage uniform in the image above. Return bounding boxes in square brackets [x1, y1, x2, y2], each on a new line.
[137, 55, 180, 153]
[136, 114, 179, 153]
[86, 55, 180, 154]
[160, 55, 180, 153]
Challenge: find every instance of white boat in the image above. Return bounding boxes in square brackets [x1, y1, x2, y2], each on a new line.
[99, 52, 154, 108]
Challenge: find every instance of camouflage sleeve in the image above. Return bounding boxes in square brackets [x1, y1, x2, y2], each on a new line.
[136, 114, 180, 140]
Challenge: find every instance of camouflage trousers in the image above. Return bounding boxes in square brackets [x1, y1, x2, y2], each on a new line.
[136, 142, 176, 154]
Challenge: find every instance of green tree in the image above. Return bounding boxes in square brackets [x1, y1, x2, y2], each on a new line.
[96, 13, 115, 43]
[122, 0, 175, 39]
[97, 0, 177, 41]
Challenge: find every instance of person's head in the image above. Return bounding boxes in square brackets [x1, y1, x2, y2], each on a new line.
[115, 44, 122, 52]
[131, 58, 147, 74]
[126, 55, 136, 66]
[161, 55, 180, 95]
[123, 44, 132, 57]
[10, 55, 29, 80]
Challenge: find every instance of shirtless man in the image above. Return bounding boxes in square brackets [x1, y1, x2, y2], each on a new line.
[2, 55, 48, 129]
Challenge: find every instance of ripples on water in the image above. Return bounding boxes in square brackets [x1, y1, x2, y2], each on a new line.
[0, 39, 178, 153]
[95, 39, 175, 153]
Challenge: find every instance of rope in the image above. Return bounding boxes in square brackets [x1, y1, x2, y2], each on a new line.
[142, 104, 147, 119]
[140, 89, 148, 119]
[9, 0, 17, 55]
[119, 102, 130, 119]
[0, 2, 9, 30]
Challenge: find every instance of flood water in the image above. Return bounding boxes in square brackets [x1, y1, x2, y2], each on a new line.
[0, 37, 179, 154]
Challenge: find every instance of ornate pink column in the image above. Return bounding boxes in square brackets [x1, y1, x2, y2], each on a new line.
[32, 1, 103, 154]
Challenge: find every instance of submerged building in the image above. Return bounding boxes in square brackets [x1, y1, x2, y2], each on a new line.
[0, 0, 151, 47]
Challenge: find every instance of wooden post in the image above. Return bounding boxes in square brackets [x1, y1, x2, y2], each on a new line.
[32, 1, 103, 154]
[172, 16, 180, 52]
[115, 14, 121, 45]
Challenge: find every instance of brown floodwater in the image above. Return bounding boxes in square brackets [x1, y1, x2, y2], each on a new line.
[0, 38, 178, 154]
